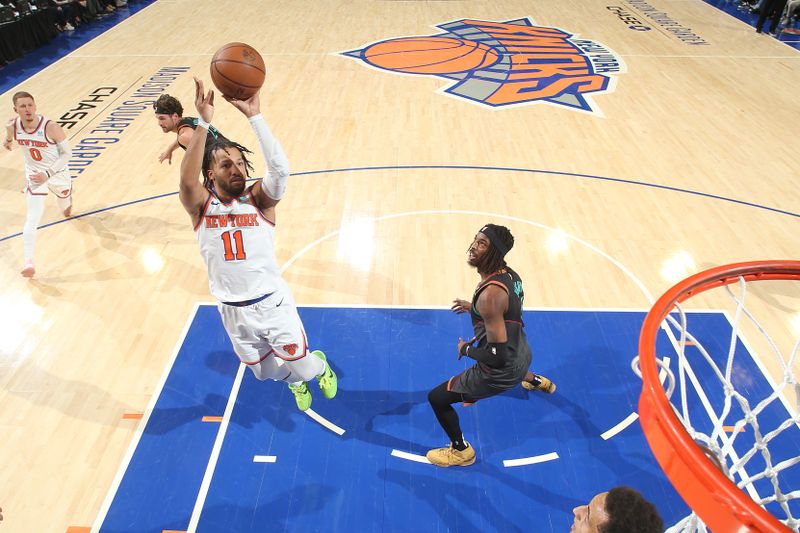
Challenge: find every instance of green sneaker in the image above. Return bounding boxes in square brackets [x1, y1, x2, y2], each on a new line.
[313, 350, 337, 399]
[288, 381, 312, 411]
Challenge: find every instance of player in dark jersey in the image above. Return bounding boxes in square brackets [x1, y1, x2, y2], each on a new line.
[154, 93, 226, 164]
[426, 224, 556, 467]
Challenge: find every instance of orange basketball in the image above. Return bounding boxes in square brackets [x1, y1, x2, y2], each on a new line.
[210, 42, 266, 99]
[363, 37, 499, 74]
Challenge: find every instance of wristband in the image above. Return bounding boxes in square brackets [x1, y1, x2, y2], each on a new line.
[196, 117, 210, 130]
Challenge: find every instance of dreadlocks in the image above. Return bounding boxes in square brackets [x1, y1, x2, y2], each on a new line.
[201, 138, 255, 191]
[475, 224, 514, 275]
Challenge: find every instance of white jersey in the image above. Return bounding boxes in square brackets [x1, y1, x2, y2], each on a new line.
[13, 115, 66, 177]
[195, 187, 282, 302]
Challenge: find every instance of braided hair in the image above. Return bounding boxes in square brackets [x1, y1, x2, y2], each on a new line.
[201, 139, 254, 192]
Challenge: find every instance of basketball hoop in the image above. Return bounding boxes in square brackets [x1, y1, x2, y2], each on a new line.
[637, 260, 800, 532]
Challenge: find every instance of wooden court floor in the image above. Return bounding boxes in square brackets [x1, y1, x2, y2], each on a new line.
[0, 1, 798, 531]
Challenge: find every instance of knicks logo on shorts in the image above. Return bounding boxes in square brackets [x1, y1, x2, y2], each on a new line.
[283, 344, 298, 356]
[341, 17, 626, 114]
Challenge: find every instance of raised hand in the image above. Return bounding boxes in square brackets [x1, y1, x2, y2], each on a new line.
[193, 77, 215, 123]
[451, 298, 471, 314]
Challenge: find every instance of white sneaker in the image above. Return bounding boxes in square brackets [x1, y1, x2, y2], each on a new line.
[64, 22, 75, 31]
[21, 260, 35, 278]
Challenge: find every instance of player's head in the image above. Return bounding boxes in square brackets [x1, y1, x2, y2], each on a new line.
[12, 91, 36, 119]
[202, 138, 254, 197]
[153, 94, 183, 133]
[571, 487, 663, 533]
[468, 224, 514, 274]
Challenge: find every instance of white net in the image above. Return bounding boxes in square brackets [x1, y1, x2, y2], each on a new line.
[633, 275, 800, 532]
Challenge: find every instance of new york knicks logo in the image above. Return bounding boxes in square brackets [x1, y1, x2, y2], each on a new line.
[341, 17, 625, 113]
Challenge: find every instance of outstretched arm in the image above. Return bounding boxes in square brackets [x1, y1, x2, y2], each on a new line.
[158, 138, 180, 164]
[225, 92, 290, 211]
[178, 77, 213, 224]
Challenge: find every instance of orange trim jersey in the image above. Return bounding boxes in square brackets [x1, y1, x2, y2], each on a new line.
[195, 186, 281, 302]
[13, 115, 64, 178]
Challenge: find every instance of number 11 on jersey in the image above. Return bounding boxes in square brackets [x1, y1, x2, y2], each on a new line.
[221, 230, 246, 261]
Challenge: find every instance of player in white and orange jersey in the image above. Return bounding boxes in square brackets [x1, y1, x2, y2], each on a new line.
[178, 77, 337, 412]
[4, 91, 73, 278]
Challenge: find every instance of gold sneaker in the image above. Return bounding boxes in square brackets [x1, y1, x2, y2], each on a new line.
[522, 374, 556, 394]
[426, 443, 476, 467]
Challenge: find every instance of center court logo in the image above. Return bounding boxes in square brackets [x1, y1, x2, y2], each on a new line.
[342, 17, 626, 114]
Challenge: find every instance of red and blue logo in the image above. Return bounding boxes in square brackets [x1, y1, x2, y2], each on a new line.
[342, 17, 625, 114]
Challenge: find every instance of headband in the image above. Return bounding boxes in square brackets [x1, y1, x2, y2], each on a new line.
[480, 224, 511, 257]
[153, 96, 173, 115]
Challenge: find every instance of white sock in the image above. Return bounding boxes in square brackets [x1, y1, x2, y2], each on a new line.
[23, 194, 46, 261]
[285, 350, 325, 382]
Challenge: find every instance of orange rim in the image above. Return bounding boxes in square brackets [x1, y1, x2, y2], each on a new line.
[638, 260, 800, 533]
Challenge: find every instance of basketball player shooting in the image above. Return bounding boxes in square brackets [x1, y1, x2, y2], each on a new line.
[178, 77, 337, 411]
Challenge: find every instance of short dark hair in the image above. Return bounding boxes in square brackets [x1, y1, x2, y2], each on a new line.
[153, 93, 183, 116]
[600, 486, 663, 533]
[12, 91, 33, 105]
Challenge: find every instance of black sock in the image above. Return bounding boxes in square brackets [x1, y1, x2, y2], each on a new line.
[452, 438, 468, 451]
[527, 374, 542, 387]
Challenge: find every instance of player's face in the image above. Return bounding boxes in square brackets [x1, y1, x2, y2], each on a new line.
[571, 492, 609, 533]
[155, 113, 179, 133]
[13, 97, 36, 122]
[209, 146, 248, 198]
[467, 232, 491, 267]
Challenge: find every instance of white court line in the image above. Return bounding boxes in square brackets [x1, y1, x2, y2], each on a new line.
[602, 413, 640, 441]
[503, 452, 559, 468]
[187, 363, 247, 532]
[91, 304, 201, 533]
[603, 356, 671, 440]
[305, 408, 346, 435]
[253, 456, 277, 463]
[391, 450, 431, 464]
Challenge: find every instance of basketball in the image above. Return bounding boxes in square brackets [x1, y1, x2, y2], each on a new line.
[363, 37, 500, 75]
[210, 42, 266, 99]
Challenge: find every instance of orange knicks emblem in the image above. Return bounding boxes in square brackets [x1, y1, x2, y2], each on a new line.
[341, 17, 625, 113]
[283, 344, 298, 356]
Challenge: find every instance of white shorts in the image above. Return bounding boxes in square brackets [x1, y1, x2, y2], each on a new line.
[27, 170, 72, 198]
[217, 280, 308, 366]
